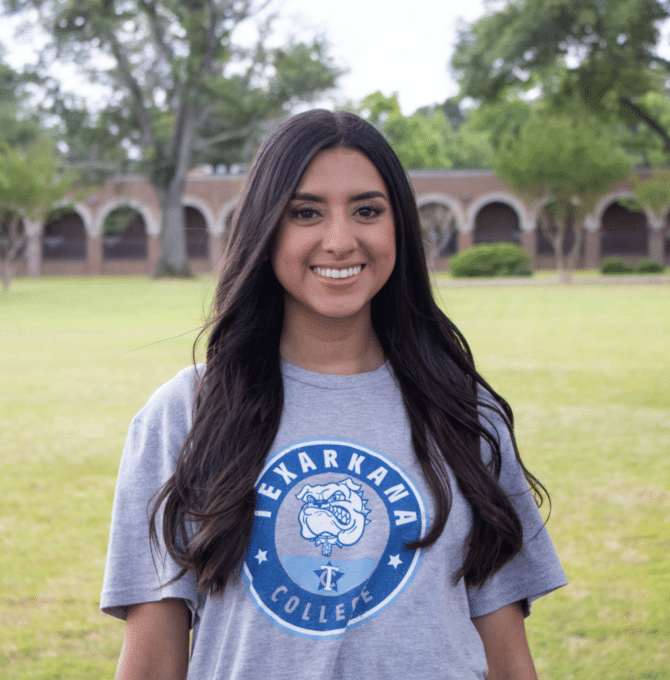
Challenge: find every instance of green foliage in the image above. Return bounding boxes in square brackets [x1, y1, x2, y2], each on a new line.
[600, 257, 633, 274]
[495, 109, 631, 202]
[632, 169, 670, 215]
[616, 90, 670, 167]
[449, 242, 531, 278]
[354, 92, 494, 170]
[355, 92, 452, 169]
[636, 257, 665, 273]
[269, 38, 342, 108]
[468, 96, 533, 151]
[0, 138, 78, 289]
[0, 60, 43, 148]
[427, 96, 466, 129]
[0, 140, 76, 219]
[451, 0, 670, 162]
[600, 255, 667, 275]
[442, 113, 495, 170]
[452, 0, 668, 104]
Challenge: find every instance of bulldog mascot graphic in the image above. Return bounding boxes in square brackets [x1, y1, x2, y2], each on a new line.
[296, 478, 371, 556]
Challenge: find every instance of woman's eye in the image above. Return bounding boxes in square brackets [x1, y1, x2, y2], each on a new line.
[291, 207, 319, 220]
[356, 204, 383, 218]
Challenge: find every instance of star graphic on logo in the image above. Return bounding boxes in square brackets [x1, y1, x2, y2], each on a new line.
[255, 549, 268, 564]
[314, 561, 345, 592]
[388, 554, 403, 569]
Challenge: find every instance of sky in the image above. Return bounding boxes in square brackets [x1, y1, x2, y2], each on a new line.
[0, 0, 488, 116]
[270, 0, 488, 113]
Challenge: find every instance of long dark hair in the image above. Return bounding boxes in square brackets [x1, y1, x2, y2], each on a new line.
[150, 109, 547, 595]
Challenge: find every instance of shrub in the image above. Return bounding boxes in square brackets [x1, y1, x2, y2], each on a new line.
[636, 258, 665, 274]
[449, 242, 532, 278]
[600, 257, 633, 275]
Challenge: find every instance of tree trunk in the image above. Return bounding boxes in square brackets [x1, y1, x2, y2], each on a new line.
[154, 102, 198, 278]
[556, 218, 571, 283]
[1, 215, 25, 291]
[155, 178, 191, 277]
[539, 209, 567, 280]
[565, 214, 585, 283]
[2, 260, 13, 292]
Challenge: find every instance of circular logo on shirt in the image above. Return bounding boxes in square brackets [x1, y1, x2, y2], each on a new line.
[243, 439, 427, 639]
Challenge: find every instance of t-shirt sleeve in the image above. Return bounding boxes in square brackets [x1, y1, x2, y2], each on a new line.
[466, 399, 568, 619]
[100, 371, 200, 621]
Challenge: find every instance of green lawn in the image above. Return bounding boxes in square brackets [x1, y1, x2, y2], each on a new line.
[1, 276, 669, 679]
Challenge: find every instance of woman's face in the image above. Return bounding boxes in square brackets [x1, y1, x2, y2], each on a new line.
[271, 147, 396, 327]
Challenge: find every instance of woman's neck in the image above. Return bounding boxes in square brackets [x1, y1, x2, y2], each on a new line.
[279, 307, 385, 376]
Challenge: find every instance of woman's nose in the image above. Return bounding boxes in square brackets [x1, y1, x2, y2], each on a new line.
[322, 213, 355, 254]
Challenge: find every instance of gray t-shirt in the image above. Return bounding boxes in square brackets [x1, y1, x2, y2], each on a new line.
[101, 362, 567, 679]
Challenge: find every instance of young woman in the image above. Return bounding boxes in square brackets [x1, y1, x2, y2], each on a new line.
[101, 110, 567, 680]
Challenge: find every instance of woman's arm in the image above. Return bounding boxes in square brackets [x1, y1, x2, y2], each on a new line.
[471, 600, 538, 680]
[115, 598, 190, 680]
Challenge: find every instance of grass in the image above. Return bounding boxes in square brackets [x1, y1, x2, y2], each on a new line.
[2, 276, 669, 679]
[435, 283, 670, 679]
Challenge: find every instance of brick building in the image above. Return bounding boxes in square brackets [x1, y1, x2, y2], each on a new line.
[11, 168, 669, 277]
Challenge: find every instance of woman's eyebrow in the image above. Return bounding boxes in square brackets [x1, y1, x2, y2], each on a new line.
[291, 191, 325, 202]
[349, 191, 387, 202]
[290, 190, 388, 202]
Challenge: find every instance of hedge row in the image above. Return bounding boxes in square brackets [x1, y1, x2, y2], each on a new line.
[447, 245, 667, 277]
[599, 257, 666, 275]
[449, 242, 532, 278]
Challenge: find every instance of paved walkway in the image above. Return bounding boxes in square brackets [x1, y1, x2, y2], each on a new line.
[435, 274, 670, 287]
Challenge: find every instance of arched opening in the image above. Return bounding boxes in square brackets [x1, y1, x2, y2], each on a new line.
[42, 209, 86, 260]
[418, 202, 457, 269]
[102, 206, 147, 260]
[474, 202, 520, 245]
[600, 201, 647, 259]
[185, 206, 209, 259]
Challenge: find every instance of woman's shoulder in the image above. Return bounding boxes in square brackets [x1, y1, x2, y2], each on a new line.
[476, 384, 509, 433]
[133, 364, 204, 432]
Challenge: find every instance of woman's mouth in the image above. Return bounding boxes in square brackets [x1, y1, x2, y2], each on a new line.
[311, 265, 364, 280]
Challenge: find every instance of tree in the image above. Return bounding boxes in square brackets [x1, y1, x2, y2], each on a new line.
[631, 169, 670, 259]
[417, 99, 495, 170]
[355, 92, 494, 171]
[418, 203, 455, 270]
[0, 54, 71, 291]
[0, 139, 76, 290]
[442, 119, 494, 170]
[451, 0, 670, 157]
[495, 108, 631, 280]
[355, 92, 453, 169]
[4, 0, 342, 276]
[0, 53, 43, 148]
[632, 168, 670, 216]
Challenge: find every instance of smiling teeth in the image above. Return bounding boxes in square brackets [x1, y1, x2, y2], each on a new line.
[312, 265, 362, 279]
